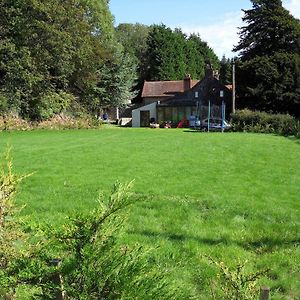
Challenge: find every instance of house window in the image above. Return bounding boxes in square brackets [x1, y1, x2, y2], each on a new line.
[172, 107, 179, 121]
[165, 107, 172, 121]
[195, 91, 199, 98]
[186, 107, 191, 118]
[220, 90, 224, 97]
[157, 107, 164, 124]
[178, 107, 185, 120]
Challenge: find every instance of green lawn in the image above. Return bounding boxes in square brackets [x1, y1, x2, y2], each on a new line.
[0, 128, 299, 299]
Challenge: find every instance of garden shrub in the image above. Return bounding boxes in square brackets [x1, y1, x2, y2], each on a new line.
[0, 114, 32, 131]
[0, 113, 102, 131]
[35, 91, 74, 120]
[206, 256, 269, 300]
[0, 149, 30, 298]
[0, 152, 177, 299]
[36, 114, 102, 130]
[231, 109, 300, 137]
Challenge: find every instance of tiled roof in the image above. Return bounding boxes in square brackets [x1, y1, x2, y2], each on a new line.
[142, 80, 199, 98]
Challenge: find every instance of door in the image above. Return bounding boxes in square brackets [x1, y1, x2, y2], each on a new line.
[140, 111, 150, 127]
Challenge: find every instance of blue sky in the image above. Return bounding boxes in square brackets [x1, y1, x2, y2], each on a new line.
[109, 0, 300, 58]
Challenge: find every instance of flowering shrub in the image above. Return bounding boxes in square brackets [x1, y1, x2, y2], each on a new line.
[0, 115, 32, 131]
[0, 114, 102, 131]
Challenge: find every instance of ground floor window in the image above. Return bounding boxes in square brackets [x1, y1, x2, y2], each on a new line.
[157, 106, 195, 124]
[156, 104, 227, 126]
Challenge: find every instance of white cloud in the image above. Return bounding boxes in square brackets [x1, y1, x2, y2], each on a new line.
[178, 0, 300, 60]
[179, 11, 243, 59]
[283, 0, 300, 18]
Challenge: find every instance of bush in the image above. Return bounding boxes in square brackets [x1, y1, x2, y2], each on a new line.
[205, 256, 269, 300]
[34, 91, 74, 121]
[36, 114, 102, 130]
[0, 114, 32, 131]
[0, 113, 102, 131]
[0, 149, 30, 298]
[0, 152, 177, 299]
[231, 109, 300, 137]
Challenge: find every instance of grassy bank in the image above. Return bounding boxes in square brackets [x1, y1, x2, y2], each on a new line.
[0, 128, 299, 299]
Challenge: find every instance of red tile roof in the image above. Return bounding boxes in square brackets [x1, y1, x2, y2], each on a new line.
[142, 80, 199, 98]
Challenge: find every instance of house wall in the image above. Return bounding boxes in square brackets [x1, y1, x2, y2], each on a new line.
[143, 97, 167, 105]
[132, 102, 157, 127]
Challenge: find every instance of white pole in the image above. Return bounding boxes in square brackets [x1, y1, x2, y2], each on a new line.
[232, 62, 236, 114]
[116, 107, 119, 120]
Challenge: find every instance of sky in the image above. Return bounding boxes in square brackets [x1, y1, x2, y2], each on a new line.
[109, 0, 300, 58]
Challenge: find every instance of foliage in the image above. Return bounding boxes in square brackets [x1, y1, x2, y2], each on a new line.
[234, 0, 300, 60]
[231, 109, 300, 137]
[20, 182, 177, 299]
[0, 115, 32, 131]
[115, 23, 151, 103]
[0, 114, 102, 131]
[234, 0, 300, 117]
[0, 151, 177, 299]
[43, 181, 176, 299]
[115, 23, 150, 65]
[34, 91, 74, 121]
[0, 149, 30, 298]
[219, 55, 233, 85]
[142, 24, 219, 82]
[206, 257, 269, 300]
[0, 0, 134, 120]
[94, 49, 137, 111]
[236, 53, 300, 116]
[115, 24, 220, 103]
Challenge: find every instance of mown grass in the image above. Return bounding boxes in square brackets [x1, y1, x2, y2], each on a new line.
[0, 128, 299, 299]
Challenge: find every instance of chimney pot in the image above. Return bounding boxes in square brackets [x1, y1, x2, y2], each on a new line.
[184, 74, 192, 91]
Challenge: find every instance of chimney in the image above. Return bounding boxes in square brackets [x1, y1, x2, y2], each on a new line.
[214, 70, 220, 80]
[184, 74, 192, 91]
[205, 63, 213, 78]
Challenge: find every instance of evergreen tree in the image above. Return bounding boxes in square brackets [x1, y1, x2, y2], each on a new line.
[188, 34, 220, 72]
[234, 0, 300, 60]
[144, 25, 219, 82]
[115, 23, 151, 103]
[234, 0, 300, 116]
[93, 48, 137, 113]
[219, 55, 232, 85]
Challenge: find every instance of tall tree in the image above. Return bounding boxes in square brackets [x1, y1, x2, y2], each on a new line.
[188, 34, 220, 72]
[144, 25, 219, 82]
[219, 55, 232, 85]
[93, 48, 137, 113]
[234, 0, 300, 61]
[115, 23, 150, 103]
[115, 23, 150, 64]
[234, 0, 300, 116]
[0, 0, 123, 120]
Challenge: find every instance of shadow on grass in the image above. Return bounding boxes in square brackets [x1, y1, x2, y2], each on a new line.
[242, 237, 300, 252]
[130, 230, 300, 252]
[183, 130, 201, 133]
[129, 230, 229, 245]
[283, 135, 300, 145]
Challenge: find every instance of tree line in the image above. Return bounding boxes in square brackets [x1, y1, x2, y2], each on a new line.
[0, 0, 299, 120]
[0, 0, 136, 120]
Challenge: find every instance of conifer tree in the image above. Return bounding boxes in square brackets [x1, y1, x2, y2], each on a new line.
[234, 0, 300, 116]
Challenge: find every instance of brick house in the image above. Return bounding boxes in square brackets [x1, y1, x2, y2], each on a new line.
[132, 68, 232, 127]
